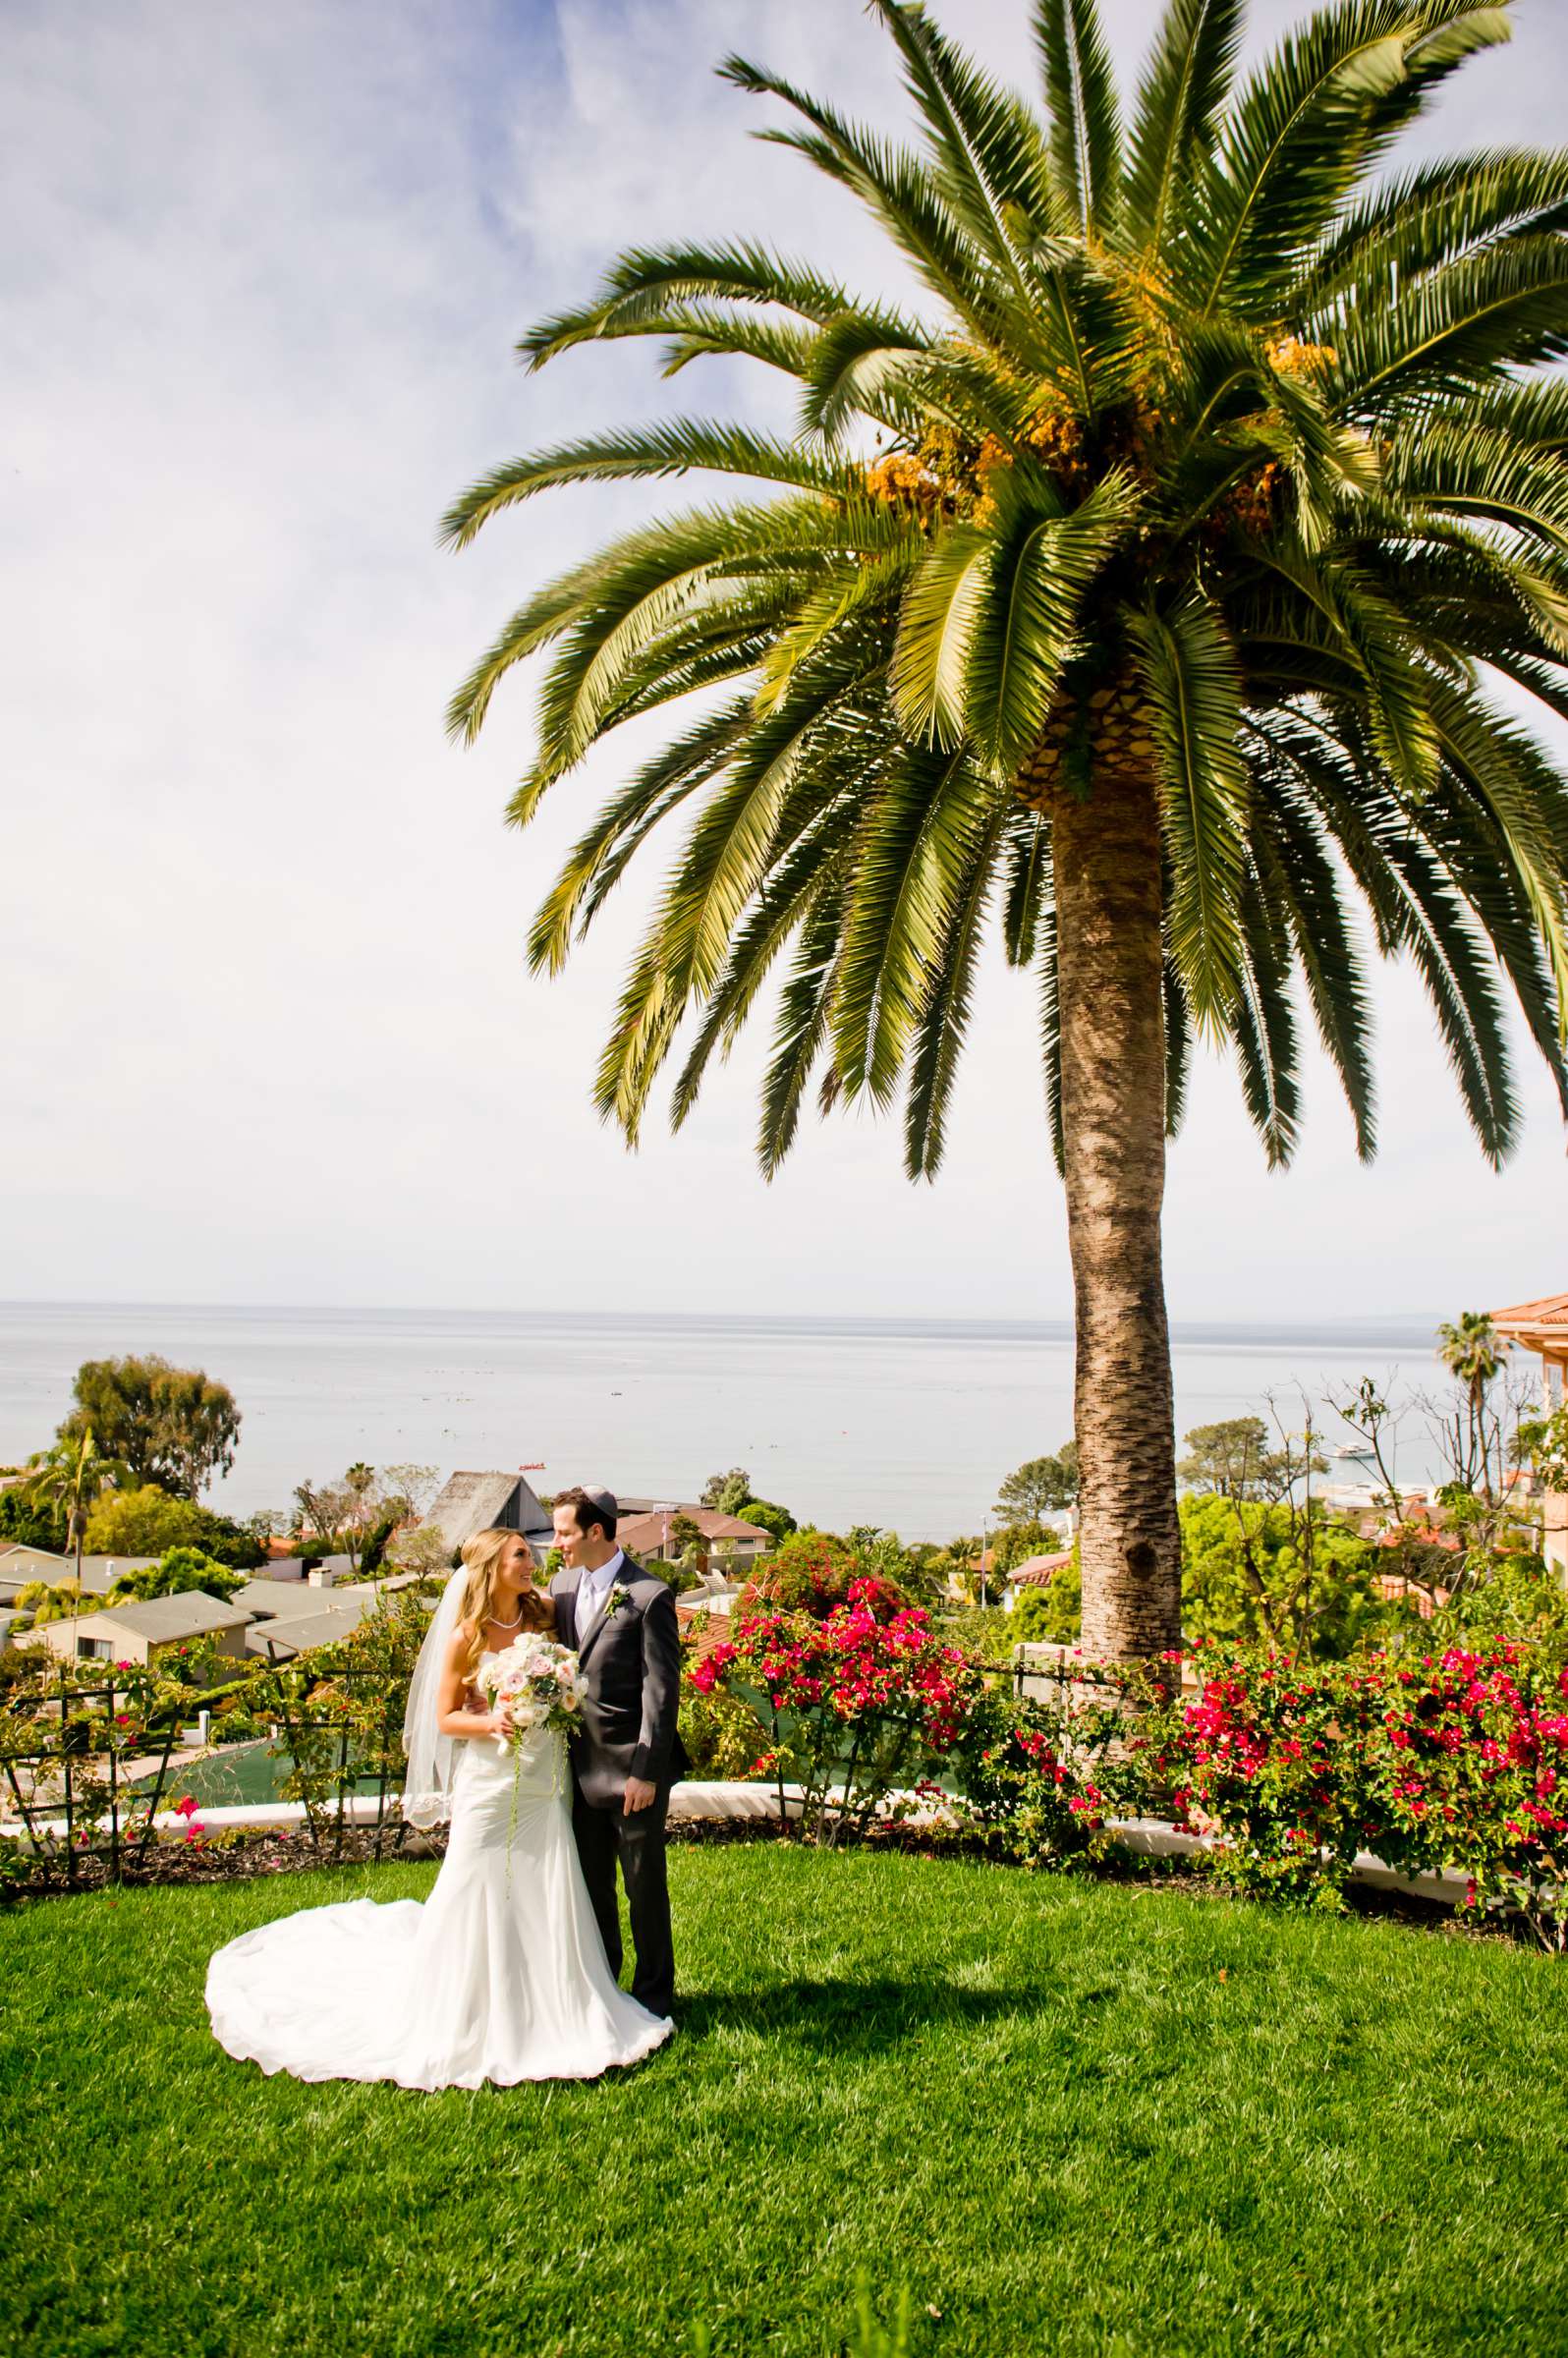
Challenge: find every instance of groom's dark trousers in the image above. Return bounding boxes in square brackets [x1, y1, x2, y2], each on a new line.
[571, 1782, 676, 2018]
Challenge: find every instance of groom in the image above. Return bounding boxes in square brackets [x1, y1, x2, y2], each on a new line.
[549, 1485, 690, 2019]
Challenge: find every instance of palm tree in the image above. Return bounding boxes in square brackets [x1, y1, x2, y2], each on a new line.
[1437, 1308, 1506, 1491]
[446, 0, 1568, 1659]
[24, 1428, 112, 1583]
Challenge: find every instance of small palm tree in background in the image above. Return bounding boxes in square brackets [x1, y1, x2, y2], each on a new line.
[1437, 1307, 1507, 1491]
[24, 1427, 113, 1583]
[447, 0, 1568, 1658]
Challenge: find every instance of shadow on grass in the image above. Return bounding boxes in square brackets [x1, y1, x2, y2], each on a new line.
[674, 1975, 1065, 2052]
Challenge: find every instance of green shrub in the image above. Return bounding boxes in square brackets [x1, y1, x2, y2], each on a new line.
[83, 1487, 263, 1568]
[737, 1497, 797, 1544]
[950, 1678, 1134, 1868]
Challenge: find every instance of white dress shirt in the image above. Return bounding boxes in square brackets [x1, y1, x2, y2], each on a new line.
[574, 1547, 625, 1646]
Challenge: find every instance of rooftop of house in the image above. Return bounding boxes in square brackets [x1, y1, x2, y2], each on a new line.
[428, 1471, 552, 1553]
[73, 1590, 252, 1642]
[619, 1506, 772, 1554]
[1005, 1551, 1076, 1587]
[1490, 1292, 1568, 1340]
[232, 1577, 347, 1621]
[244, 1592, 386, 1658]
[0, 1550, 162, 1598]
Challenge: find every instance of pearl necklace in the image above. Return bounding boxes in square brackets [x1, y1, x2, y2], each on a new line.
[489, 1602, 525, 1632]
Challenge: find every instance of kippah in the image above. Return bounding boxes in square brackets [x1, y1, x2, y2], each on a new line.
[583, 1484, 618, 1518]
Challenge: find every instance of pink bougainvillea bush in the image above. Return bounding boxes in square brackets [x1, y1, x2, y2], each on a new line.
[691, 1580, 980, 1842]
[1132, 1638, 1568, 1945]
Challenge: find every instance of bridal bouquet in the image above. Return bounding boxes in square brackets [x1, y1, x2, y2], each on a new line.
[477, 1635, 586, 1753]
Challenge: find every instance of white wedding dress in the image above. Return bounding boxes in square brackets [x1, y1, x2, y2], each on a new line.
[205, 1673, 671, 2090]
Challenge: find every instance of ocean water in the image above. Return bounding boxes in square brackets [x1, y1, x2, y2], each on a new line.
[0, 1301, 1451, 1544]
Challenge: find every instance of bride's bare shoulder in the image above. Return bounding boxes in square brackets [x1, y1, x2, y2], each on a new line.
[447, 1618, 478, 1660]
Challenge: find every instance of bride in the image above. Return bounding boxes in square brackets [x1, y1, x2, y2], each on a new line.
[205, 1526, 672, 2089]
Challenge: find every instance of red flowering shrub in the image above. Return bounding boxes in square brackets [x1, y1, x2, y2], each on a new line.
[1133, 1650, 1381, 1905]
[1360, 1641, 1568, 1949]
[1134, 1637, 1568, 1942]
[693, 1581, 980, 1841]
[737, 1533, 910, 1623]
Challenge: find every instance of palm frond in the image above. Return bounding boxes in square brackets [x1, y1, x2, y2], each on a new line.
[1248, 760, 1378, 1157]
[1033, 0, 1123, 236]
[1002, 814, 1050, 967]
[520, 241, 859, 368]
[1303, 147, 1568, 305]
[439, 423, 855, 550]
[831, 747, 995, 1105]
[1231, 868, 1302, 1167]
[1037, 899, 1066, 1177]
[904, 803, 1009, 1179]
[1123, 0, 1243, 261]
[1329, 234, 1568, 405]
[757, 897, 846, 1178]
[1162, 954, 1194, 1141]
[1129, 589, 1250, 1029]
[527, 700, 751, 975]
[966, 467, 1137, 774]
[1195, 2, 1512, 319]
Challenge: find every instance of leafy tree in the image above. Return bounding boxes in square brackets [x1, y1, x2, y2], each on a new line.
[293, 1472, 388, 1573]
[994, 1447, 1078, 1523]
[743, 1529, 912, 1619]
[379, 1463, 441, 1524]
[700, 1468, 754, 1515]
[446, 0, 1568, 1659]
[80, 1485, 264, 1568]
[737, 1496, 798, 1543]
[384, 1523, 459, 1579]
[106, 1547, 244, 1605]
[667, 1512, 705, 1561]
[0, 1483, 67, 1553]
[1179, 1493, 1386, 1659]
[15, 1578, 89, 1626]
[992, 1518, 1070, 1575]
[1177, 1417, 1300, 1500]
[1519, 1403, 1568, 1497]
[59, 1356, 240, 1498]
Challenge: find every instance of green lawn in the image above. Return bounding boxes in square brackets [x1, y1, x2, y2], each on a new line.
[4, 1849, 1567, 2358]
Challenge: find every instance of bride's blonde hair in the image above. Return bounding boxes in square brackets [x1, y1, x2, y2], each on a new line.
[454, 1527, 552, 1682]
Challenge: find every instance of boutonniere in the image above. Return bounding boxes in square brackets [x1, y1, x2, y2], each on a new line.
[604, 1581, 634, 1619]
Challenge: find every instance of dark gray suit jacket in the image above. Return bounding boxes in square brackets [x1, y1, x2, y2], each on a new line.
[550, 1555, 691, 1810]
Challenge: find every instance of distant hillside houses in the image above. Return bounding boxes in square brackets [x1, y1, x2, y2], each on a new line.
[3, 1463, 782, 1670]
[426, 1474, 775, 1572]
[0, 1545, 163, 1605]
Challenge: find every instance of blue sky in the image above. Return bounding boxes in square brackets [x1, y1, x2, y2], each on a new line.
[4, 0, 1565, 1323]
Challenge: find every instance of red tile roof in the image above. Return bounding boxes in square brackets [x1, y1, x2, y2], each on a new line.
[1005, 1550, 1075, 1586]
[1490, 1292, 1568, 1333]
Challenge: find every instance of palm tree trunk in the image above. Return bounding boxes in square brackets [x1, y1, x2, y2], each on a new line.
[1046, 741, 1182, 1660]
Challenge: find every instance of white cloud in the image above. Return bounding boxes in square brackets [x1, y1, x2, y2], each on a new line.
[2, 0, 1564, 1322]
